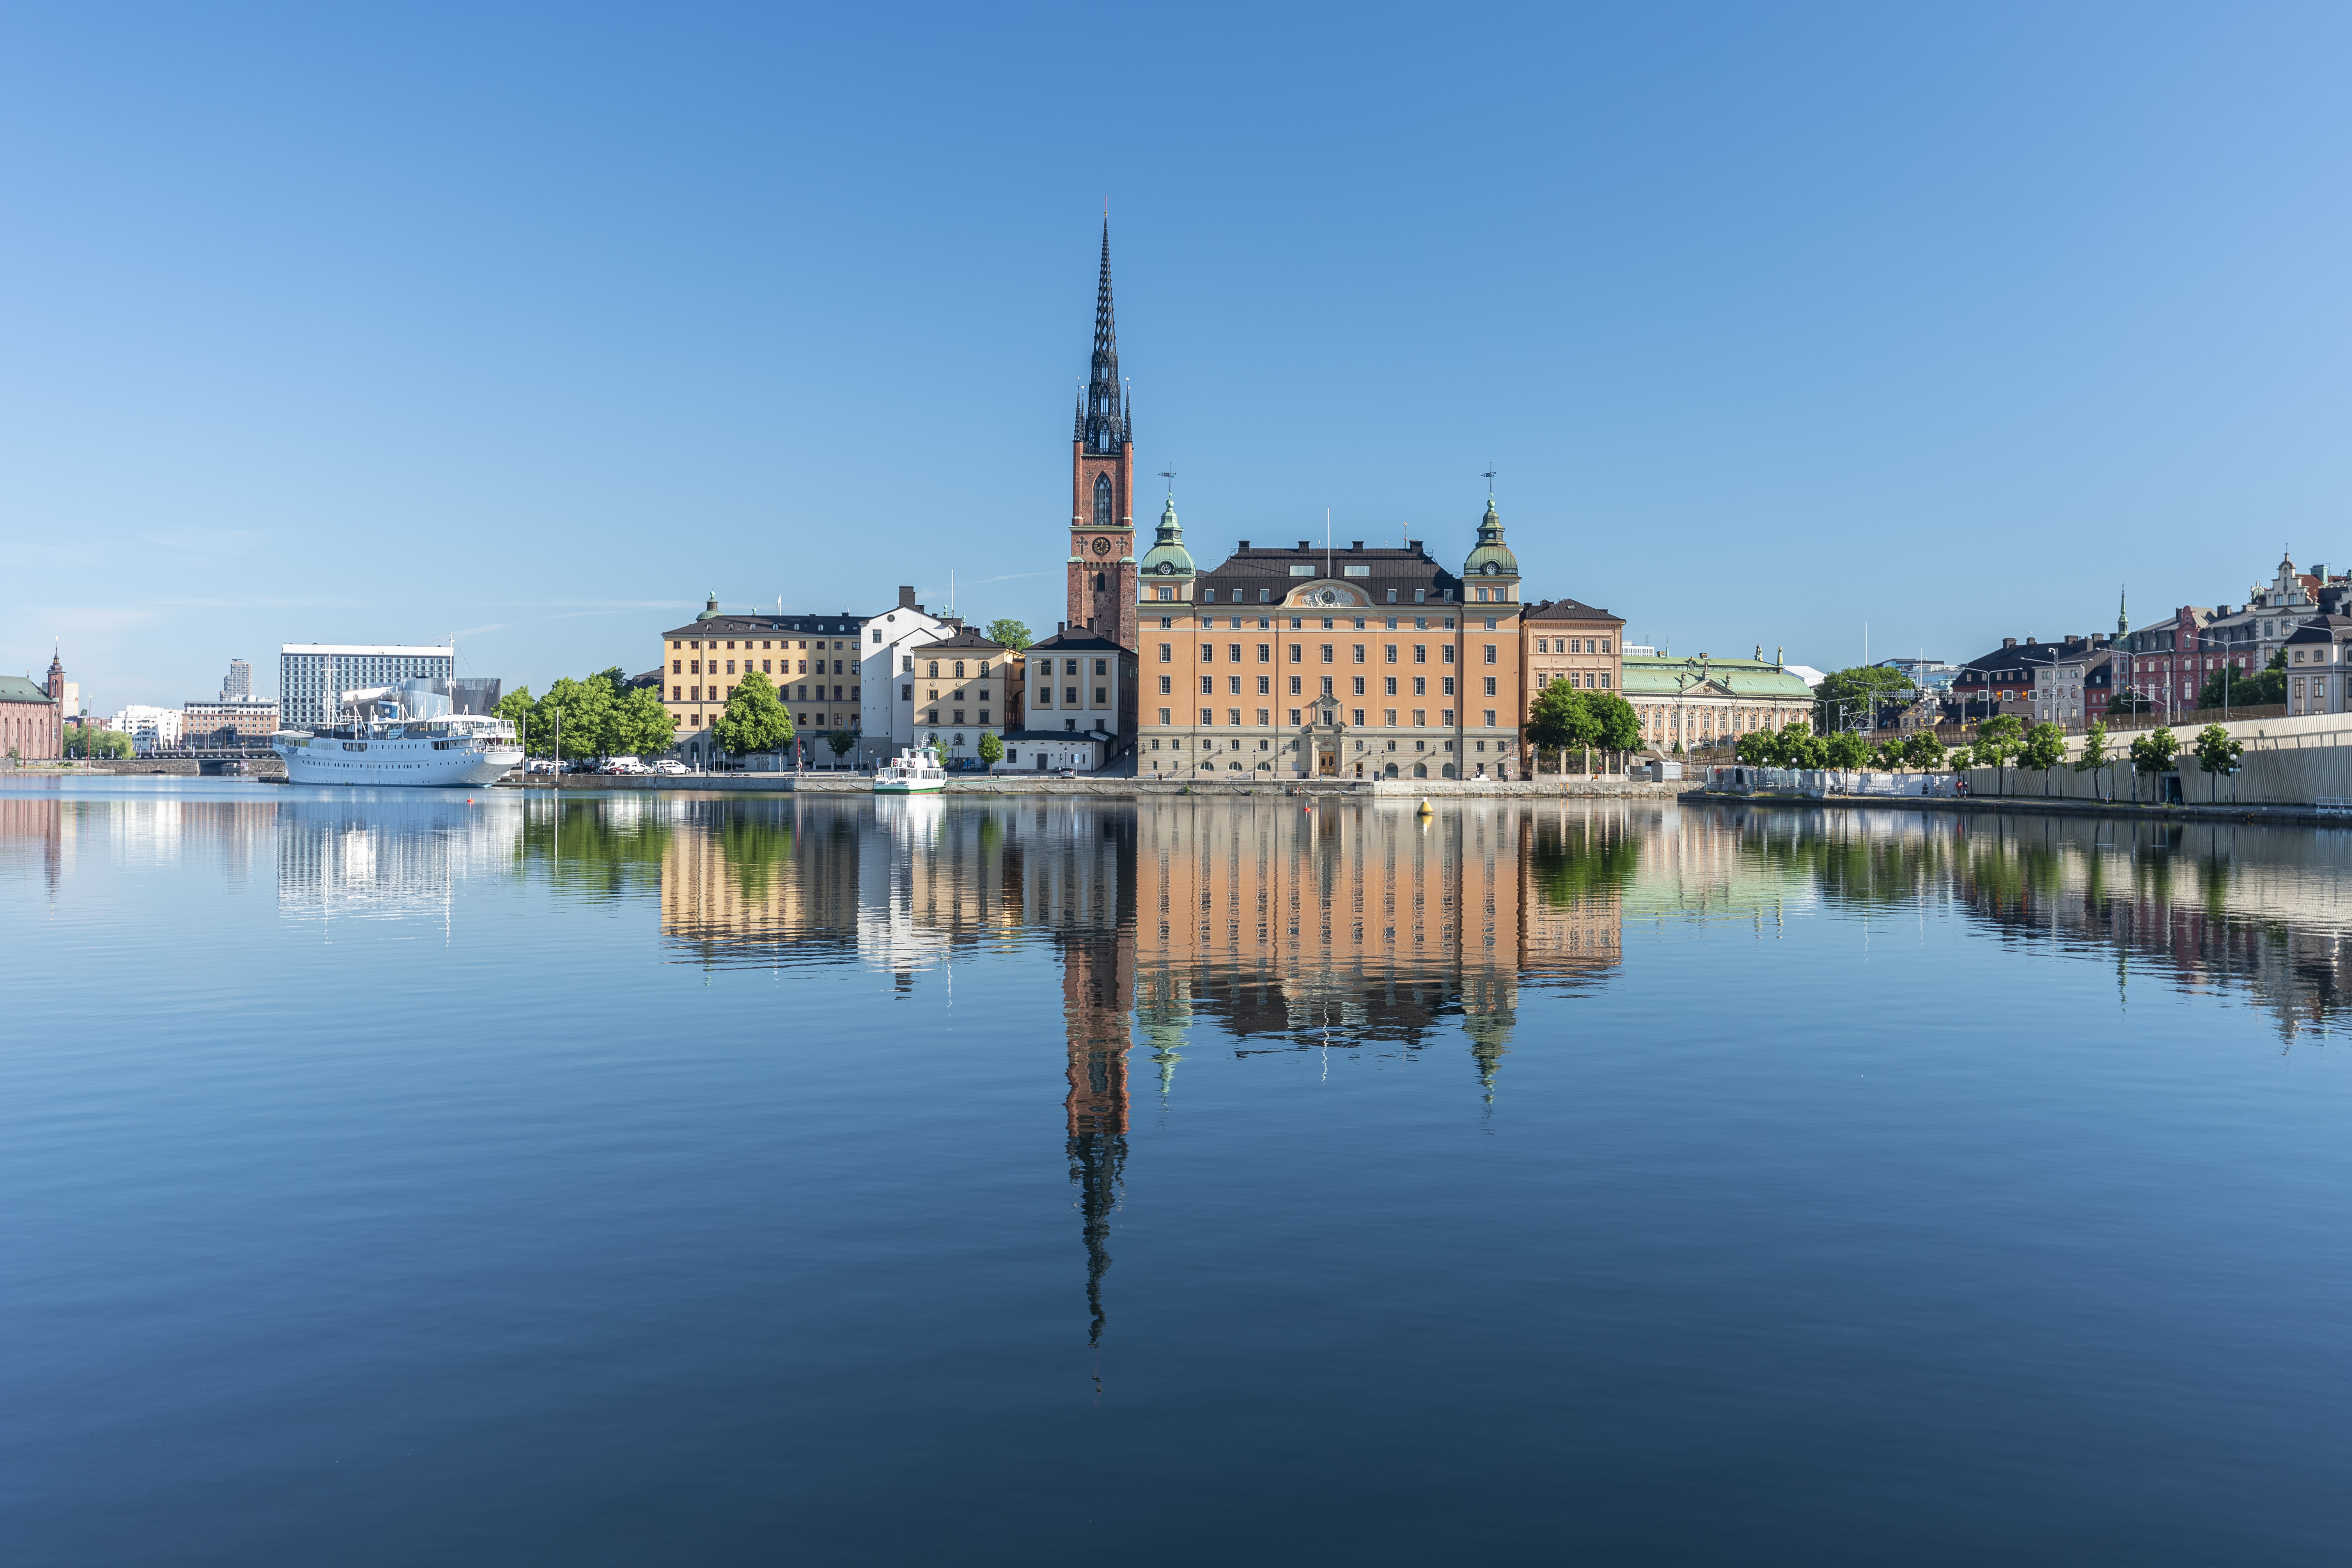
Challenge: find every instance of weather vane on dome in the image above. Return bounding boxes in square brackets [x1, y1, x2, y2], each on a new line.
[1159, 466, 1176, 496]
[1482, 469, 1497, 499]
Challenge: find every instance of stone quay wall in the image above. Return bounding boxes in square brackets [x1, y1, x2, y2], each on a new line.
[497, 772, 1689, 801]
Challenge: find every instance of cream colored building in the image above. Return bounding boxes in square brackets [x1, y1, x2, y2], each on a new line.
[1622, 652, 1814, 754]
[1136, 501, 1528, 781]
[1522, 597, 1625, 699]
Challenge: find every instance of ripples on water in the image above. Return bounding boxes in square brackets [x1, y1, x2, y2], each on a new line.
[3, 781, 2349, 1565]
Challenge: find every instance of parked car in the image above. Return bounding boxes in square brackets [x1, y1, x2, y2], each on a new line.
[650, 758, 689, 775]
[524, 759, 563, 775]
[1055, 767, 1078, 778]
[599, 757, 648, 775]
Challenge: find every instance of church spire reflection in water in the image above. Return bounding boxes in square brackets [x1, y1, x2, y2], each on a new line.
[649, 793, 1631, 1345]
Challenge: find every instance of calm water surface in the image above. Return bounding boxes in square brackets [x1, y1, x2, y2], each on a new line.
[4, 781, 2350, 1564]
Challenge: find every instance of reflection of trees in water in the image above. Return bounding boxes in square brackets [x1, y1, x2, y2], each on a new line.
[1527, 813, 1640, 906]
[716, 809, 794, 901]
[1745, 810, 2352, 1041]
[1734, 815, 1961, 909]
[519, 796, 672, 899]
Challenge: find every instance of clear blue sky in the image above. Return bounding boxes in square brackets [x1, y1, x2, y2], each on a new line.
[5, 3, 2349, 710]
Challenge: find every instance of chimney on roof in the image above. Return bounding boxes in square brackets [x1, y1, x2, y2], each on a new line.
[1298, 540, 1312, 550]
[1407, 539, 1422, 553]
[1057, 622, 1065, 634]
[898, 585, 917, 609]
[1237, 540, 1250, 550]
[2026, 635, 2037, 645]
[2003, 637, 2017, 649]
[1351, 540, 1363, 550]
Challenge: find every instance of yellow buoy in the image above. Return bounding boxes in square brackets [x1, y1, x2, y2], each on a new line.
[1416, 797, 1433, 816]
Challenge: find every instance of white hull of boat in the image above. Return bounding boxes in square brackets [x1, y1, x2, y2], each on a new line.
[279, 740, 522, 787]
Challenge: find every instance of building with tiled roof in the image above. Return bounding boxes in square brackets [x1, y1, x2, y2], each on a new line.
[1019, 627, 1137, 762]
[2281, 615, 2352, 717]
[893, 623, 1014, 764]
[1136, 500, 1526, 780]
[1, 651, 66, 760]
[1621, 652, 1813, 755]
[656, 593, 873, 767]
[1522, 596, 1625, 703]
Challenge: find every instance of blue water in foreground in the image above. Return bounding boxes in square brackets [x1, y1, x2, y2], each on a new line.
[4, 779, 2350, 1564]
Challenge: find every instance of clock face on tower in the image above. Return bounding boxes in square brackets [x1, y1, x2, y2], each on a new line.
[1091, 536, 1112, 557]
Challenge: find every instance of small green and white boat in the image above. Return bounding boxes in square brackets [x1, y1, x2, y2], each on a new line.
[873, 750, 947, 794]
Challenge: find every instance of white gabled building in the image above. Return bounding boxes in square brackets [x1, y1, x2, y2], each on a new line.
[860, 587, 960, 764]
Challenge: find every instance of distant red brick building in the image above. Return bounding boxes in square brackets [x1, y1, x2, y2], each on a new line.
[0, 652, 65, 759]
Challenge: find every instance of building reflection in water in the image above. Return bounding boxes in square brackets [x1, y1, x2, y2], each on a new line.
[652, 794, 1630, 1341]
[0, 791, 280, 895]
[1134, 799, 1627, 1100]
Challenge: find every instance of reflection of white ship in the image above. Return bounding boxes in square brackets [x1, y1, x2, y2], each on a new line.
[858, 793, 951, 971]
[277, 795, 524, 922]
[274, 680, 520, 787]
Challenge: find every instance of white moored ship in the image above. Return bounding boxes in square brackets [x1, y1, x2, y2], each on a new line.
[872, 750, 947, 794]
[274, 680, 521, 787]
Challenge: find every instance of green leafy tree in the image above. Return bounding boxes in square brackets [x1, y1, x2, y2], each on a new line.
[2129, 725, 2180, 775]
[1735, 728, 1781, 767]
[496, 686, 540, 752]
[2194, 654, 2284, 711]
[1902, 729, 1947, 770]
[1972, 713, 2023, 771]
[1776, 721, 1826, 769]
[2192, 723, 2242, 776]
[1588, 692, 1641, 761]
[538, 675, 619, 760]
[1526, 682, 1596, 773]
[1811, 665, 1914, 734]
[2073, 719, 2110, 772]
[613, 685, 679, 757]
[714, 670, 794, 759]
[984, 619, 1035, 652]
[2019, 721, 2066, 771]
[977, 731, 1004, 767]
[65, 728, 135, 759]
[1824, 730, 1869, 773]
[1869, 740, 1902, 771]
[826, 726, 858, 764]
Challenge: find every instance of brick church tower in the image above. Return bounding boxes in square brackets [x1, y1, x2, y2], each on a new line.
[1067, 220, 1139, 650]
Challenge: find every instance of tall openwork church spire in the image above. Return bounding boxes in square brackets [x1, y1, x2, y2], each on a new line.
[1083, 218, 1128, 456]
[1066, 215, 1140, 650]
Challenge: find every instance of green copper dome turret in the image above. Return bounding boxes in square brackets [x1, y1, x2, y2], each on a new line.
[1461, 497, 1520, 580]
[1138, 493, 1197, 581]
[694, 591, 722, 622]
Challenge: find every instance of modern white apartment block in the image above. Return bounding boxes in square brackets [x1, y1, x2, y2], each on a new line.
[109, 704, 185, 753]
[280, 643, 454, 728]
